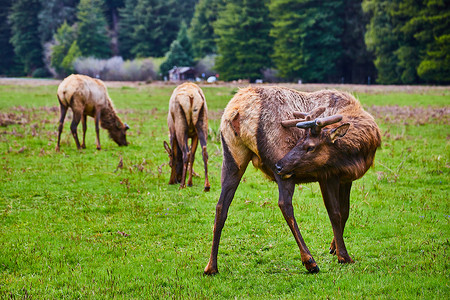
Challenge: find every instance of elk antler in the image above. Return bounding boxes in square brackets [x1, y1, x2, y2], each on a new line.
[296, 114, 343, 135]
[293, 106, 326, 121]
[281, 118, 306, 128]
[281, 106, 327, 128]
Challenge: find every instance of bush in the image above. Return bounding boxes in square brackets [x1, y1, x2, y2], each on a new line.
[73, 57, 106, 78]
[61, 41, 82, 75]
[73, 56, 157, 81]
[31, 67, 52, 78]
[194, 55, 217, 79]
[262, 68, 284, 83]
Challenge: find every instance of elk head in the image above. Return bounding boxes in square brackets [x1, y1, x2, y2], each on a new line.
[110, 122, 129, 146]
[276, 108, 350, 179]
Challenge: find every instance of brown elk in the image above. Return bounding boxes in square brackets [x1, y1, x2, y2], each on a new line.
[56, 74, 129, 151]
[164, 82, 210, 191]
[204, 86, 381, 275]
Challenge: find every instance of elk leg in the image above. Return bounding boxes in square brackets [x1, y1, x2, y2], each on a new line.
[276, 177, 320, 273]
[319, 177, 354, 264]
[187, 136, 198, 187]
[168, 134, 179, 184]
[204, 140, 250, 275]
[176, 131, 190, 189]
[70, 112, 82, 150]
[196, 125, 210, 192]
[81, 114, 87, 149]
[95, 110, 101, 150]
[329, 182, 352, 255]
[56, 102, 67, 152]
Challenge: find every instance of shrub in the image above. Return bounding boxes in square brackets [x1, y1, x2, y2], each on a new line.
[31, 67, 52, 78]
[61, 41, 82, 75]
[73, 57, 106, 78]
[262, 68, 284, 83]
[194, 55, 217, 79]
[74, 56, 157, 81]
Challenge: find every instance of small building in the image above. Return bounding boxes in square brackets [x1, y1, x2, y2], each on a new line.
[169, 67, 196, 82]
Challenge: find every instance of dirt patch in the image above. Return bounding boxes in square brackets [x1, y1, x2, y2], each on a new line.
[1, 77, 449, 94]
[367, 105, 449, 125]
[0, 106, 58, 127]
[1, 105, 447, 129]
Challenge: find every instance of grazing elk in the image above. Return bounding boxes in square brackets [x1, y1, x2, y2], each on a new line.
[164, 82, 210, 191]
[204, 86, 381, 275]
[56, 74, 129, 151]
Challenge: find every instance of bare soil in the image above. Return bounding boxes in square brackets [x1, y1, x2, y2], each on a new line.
[1, 77, 449, 94]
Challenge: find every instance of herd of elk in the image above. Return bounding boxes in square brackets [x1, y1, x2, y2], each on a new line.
[54, 75, 381, 275]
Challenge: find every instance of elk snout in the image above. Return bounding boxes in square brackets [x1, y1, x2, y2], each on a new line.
[275, 162, 294, 179]
[275, 163, 283, 174]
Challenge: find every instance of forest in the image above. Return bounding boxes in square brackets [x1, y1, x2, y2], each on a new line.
[0, 0, 448, 84]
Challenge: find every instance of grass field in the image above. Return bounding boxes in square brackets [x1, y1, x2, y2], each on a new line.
[0, 81, 449, 299]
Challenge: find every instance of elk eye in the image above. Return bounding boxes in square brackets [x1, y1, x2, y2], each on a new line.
[306, 146, 315, 153]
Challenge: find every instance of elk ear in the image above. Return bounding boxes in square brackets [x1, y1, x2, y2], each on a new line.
[329, 123, 350, 143]
[163, 141, 172, 155]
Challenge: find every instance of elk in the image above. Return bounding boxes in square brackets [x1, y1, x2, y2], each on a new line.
[56, 74, 129, 151]
[164, 82, 210, 191]
[204, 86, 381, 275]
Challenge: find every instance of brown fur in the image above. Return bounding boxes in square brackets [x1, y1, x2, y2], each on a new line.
[205, 86, 381, 275]
[56, 74, 129, 151]
[164, 82, 210, 191]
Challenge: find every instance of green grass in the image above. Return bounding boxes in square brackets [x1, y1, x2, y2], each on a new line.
[0, 83, 449, 299]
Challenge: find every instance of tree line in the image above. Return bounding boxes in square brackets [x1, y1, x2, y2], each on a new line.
[0, 0, 448, 84]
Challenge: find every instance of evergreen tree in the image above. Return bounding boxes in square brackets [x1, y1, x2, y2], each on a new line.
[214, 0, 272, 82]
[160, 41, 193, 77]
[38, 0, 79, 43]
[61, 40, 82, 74]
[363, 0, 403, 84]
[364, 0, 449, 84]
[76, 0, 111, 58]
[118, 0, 137, 59]
[160, 22, 194, 76]
[104, 0, 124, 29]
[188, 0, 225, 58]
[51, 21, 77, 76]
[337, 0, 376, 84]
[9, 0, 45, 75]
[176, 22, 194, 61]
[270, 0, 344, 82]
[174, 0, 198, 25]
[413, 1, 450, 83]
[130, 0, 180, 58]
[104, 0, 124, 55]
[0, 0, 19, 75]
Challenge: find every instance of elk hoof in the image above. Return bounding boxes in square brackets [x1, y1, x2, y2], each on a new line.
[329, 247, 336, 255]
[203, 270, 218, 276]
[303, 258, 320, 273]
[204, 264, 218, 276]
[338, 256, 354, 264]
[308, 265, 320, 274]
[204, 186, 210, 192]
